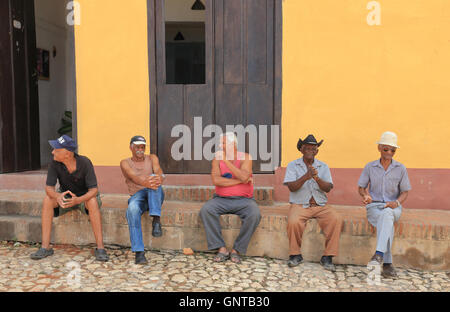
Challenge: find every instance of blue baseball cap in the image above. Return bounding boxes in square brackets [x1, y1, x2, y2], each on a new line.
[48, 135, 77, 152]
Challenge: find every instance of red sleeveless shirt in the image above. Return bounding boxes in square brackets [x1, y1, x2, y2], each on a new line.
[215, 152, 253, 198]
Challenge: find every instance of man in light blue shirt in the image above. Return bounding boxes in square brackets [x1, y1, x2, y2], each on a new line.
[358, 131, 411, 279]
[283, 135, 342, 271]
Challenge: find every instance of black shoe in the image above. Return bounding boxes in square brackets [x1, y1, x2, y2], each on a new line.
[288, 254, 303, 267]
[368, 253, 383, 266]
[152, 222, 162, 237]
[320, 255, 336, 272]
[30, 247, 54, 260]
[95, 248, 109, 262]
[382, 263, 398, 279]
[135, 251, 148, 265]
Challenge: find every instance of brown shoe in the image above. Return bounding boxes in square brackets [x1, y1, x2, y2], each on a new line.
[368, 253, 383, 266]
[382, 263, 398, 279]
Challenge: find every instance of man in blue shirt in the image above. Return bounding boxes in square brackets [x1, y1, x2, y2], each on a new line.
[358, 131, 411, 278]
[284, 135, 343, 271]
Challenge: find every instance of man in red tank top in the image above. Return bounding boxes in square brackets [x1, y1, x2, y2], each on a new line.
[120, 136, 165, 264]
[199, 133, 261, 264]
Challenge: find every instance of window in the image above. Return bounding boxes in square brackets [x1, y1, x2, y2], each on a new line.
[165, 0, 206, 84]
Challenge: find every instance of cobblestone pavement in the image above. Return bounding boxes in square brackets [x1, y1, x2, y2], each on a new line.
[0, 241, 448, 292]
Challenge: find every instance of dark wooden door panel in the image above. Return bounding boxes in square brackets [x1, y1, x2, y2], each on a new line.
[0, 0, 15, 173]
[222, 0, 243, 85]
[157, 85, 184, 173]
[215, 0, 275, 173]
[0, 0, 40, 173]
[247, 0, 268, 84]
[25, 1, 40, 170]
[184, 84, 213, 173]
[153, 0, 214, 173]
[11, 0, 31, 171]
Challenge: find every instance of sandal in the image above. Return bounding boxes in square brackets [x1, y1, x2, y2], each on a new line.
[95, 248, 109, 262]
[230, 252, 241, 264]
[213, 252, 230, 262]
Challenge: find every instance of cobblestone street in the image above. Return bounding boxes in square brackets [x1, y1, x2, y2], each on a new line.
[0, 241, 448, 292]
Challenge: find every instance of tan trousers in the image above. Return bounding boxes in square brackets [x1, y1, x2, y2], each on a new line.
[287, 204, 343, 256]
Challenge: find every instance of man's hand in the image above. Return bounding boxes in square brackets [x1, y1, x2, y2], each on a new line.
[384, 201, 399, 209]
[57, 191, 79, 209]
[146, 175, 162, 190]
[304, 166, 317, 180]
[363, 194, 373, 205]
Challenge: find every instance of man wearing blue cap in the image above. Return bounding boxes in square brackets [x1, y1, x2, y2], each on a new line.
[30, 135, 109, 261]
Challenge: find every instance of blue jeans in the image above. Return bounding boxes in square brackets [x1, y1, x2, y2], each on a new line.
[126, 187, 165, 252]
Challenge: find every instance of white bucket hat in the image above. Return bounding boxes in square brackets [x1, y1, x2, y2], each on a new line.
[377, 131, 399, 148]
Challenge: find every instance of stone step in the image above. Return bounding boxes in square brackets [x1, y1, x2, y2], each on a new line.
[0, 215, 42, 243]
[0, 187, 273, 218]
[0, 191, 449, 270]
[161, 185, 274, 205]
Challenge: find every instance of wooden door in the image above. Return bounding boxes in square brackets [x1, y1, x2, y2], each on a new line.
[0, 0, 40, 173]
[214, 0, 281, 173]
[149, 0, 281, 174]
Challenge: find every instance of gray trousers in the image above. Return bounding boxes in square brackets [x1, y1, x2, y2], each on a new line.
[366, 202, 402, 264]
[199, 195, 261, 254]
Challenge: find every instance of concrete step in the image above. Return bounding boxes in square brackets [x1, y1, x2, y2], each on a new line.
[0, 215, 41, 242]
[0, 191, 449, 270]
[162, 185, 274, 205]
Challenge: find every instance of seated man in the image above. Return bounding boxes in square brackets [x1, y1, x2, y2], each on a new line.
[30, 135, 109, 261]
[283, 134, 342, 271]
[358, 131, 411, 278]
[120, 135, 165, 264]
[199, 132, 261, 264]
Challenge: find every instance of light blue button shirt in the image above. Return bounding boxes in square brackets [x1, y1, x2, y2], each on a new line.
[283, 158, 333, 208]
[358, 159, 411, 202]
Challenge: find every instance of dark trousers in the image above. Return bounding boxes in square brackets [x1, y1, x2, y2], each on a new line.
[199, 195, 261, 254]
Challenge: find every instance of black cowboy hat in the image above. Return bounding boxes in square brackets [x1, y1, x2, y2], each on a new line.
[297, 134, 324, 151]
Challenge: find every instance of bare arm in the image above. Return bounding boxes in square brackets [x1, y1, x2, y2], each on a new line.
[358, 186, 373, 204]
[286, 174, 310, 193]
[313, 176, 333, 193]
[222, 154, 252, 183]
[45, 185, 60, 200]
[64, 188, 98, 208]
[46, 185, 97, 209]
[286, 166, 316, 193]
[397, 191, 408, 204]
[385, 191, 409, 209]
[211, 159, 245, 187]
[150, 154, 165, 187]
[120, 159, 152, 189]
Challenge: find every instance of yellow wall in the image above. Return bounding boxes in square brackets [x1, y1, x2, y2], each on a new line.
[74, 0, 450, 168]
[74, 0, 150, 165]
[282, 0, 450, 168]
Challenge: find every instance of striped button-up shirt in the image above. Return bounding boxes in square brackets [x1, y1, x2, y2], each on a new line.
[358, 159, 411, 202]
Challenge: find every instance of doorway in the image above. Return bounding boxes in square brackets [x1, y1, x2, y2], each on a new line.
[148, 0, 282, 174]
[0, 0, 77, 173]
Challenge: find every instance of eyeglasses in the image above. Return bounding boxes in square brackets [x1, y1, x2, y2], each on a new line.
[383, 148, 396, 153]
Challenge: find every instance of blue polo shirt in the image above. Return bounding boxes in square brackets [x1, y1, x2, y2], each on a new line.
[283, 158, 333, 208]
[358, 159, 411, 202]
